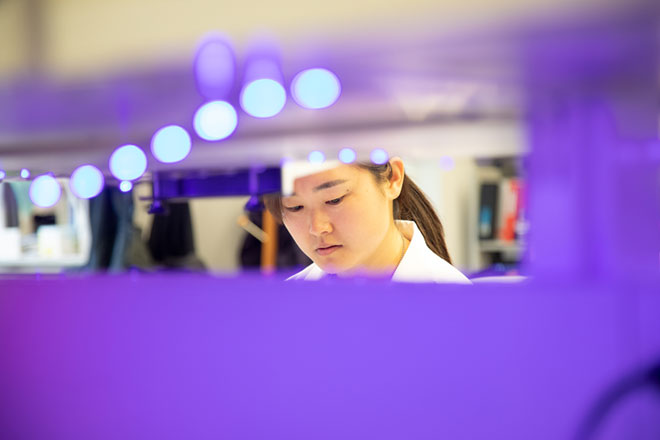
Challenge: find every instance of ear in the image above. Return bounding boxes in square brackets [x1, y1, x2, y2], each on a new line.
[384, 157, 405, 200]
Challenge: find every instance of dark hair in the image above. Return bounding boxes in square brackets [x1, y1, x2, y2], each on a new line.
[263, 162, 453, 264]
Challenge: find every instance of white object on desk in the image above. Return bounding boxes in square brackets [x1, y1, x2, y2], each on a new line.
[37, 225, 75, 258]
[0, 227, 21, 259]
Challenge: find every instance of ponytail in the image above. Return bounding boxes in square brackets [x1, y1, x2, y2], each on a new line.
[394, 175, 452, 264]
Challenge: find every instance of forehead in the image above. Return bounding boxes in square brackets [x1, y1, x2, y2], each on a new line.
[291, 164, 362, 194]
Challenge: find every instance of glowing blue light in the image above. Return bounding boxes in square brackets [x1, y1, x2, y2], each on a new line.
[0, 170, 5, 180]
[308, 150, 325, 164]
[20, 168, 30, 179]
[194, 36, 235, 100]
[151, 125, 192, 164]
[70, 165, 104, 199]
[338, 148, 357, 164]
[193, 101, 238, 141]
[370, 148, 389, 165]
[29, 174, 61, 208]
[292, 68, 341, 109]
[119, 181, 133, 192]
[439, 156, 455, 171]
[240, 79, 286, 118]
[109, 144, 147, 181]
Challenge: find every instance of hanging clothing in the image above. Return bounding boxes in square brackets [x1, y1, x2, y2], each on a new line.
[0, 182, 19, 228]
[147, 202, 205, 270]
[84, 187, 153, 272]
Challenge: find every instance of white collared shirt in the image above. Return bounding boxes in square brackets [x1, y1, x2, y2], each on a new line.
[287, 220, 471, 284]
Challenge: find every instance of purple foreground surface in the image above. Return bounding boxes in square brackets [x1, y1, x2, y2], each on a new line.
[0, 275, 659, 439]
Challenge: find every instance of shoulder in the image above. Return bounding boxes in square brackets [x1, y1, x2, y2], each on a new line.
[396, 246, 471, 284]
[423, 254, 472, 284]
[286, 263, 325, 281]
[393, 220, 472, 284]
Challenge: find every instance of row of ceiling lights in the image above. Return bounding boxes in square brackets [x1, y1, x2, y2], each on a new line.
[6, 35, 357, 208]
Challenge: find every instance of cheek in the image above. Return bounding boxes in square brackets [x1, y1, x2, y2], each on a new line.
[332, 203, 376, 242]
[283, 216, 309, 247]
[340, 198, 389, 242]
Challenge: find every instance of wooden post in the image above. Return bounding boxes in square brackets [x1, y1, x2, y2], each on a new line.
[260, 209, 278, 275]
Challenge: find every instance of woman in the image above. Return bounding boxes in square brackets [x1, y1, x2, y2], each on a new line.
[265, 157, 470, 283]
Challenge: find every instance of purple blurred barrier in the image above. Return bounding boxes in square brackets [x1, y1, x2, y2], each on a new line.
[523, 8, 660, 285]
[0, 275, 659, 439]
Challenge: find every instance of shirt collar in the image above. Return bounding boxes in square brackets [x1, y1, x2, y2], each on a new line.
[391, 220, 427, 281]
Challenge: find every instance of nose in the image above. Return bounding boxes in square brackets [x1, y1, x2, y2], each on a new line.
[308, 209, 332, 237]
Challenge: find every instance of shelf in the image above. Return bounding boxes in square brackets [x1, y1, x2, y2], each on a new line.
[0, 254, 88, 269]
[478, 240, 524, 253]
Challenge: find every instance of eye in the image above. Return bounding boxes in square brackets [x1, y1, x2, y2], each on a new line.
[284, 205, 303, 213]
[326, 195, 345, 206]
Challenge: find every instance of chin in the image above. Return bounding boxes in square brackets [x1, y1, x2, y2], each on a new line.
[315, 258, 350, 275]
[316, 262, 340, 274]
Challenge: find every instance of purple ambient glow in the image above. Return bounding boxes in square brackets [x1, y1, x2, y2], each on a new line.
[370, 148, 389, 165]
[194, 35, 236, 100]
[439, 156, 455, 171]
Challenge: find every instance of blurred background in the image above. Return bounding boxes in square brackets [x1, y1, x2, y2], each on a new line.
[0, 0, 586, 277]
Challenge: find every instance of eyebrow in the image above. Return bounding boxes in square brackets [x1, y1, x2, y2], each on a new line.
[289, 179, 348, 196]
[313, 179, 348, 192]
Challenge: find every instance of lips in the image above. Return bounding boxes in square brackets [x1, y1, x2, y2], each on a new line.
[315, 244, 342, 256]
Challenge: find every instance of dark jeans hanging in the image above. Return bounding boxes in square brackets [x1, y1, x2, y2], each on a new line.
[84, 186, 153, 272]
[1, 182, 19, 227]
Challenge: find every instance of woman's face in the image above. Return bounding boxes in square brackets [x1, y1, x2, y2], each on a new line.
[281, 164, 396, 274]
